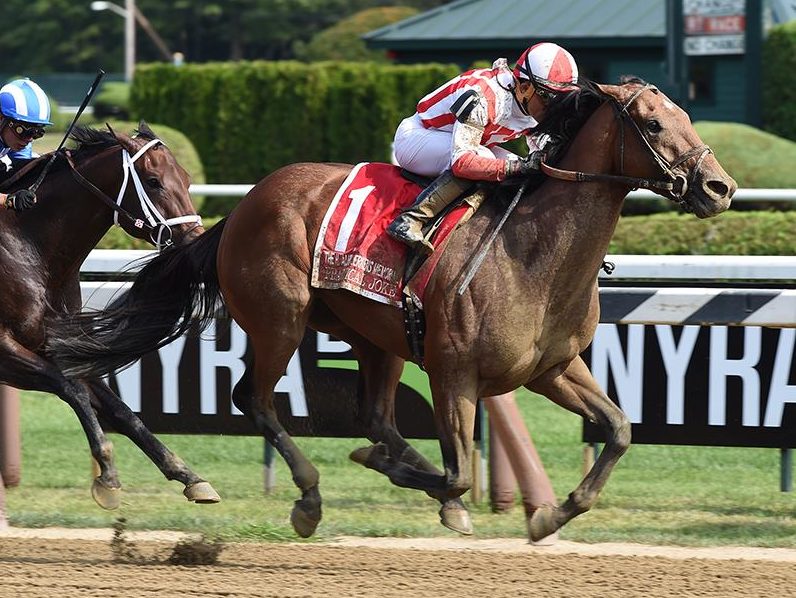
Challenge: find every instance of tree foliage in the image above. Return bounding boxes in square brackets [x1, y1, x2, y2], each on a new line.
[294, 7, 419, 62]
[0, 0, 449, 72]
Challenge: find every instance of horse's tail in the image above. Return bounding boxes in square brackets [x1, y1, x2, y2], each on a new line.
[47, 218, 228, 378]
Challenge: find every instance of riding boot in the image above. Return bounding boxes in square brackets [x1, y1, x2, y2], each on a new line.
[387, 171, 472, 253]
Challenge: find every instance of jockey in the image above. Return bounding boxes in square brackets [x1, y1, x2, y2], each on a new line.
[0, 78, 53, 211]
[387, 42, 579, 253]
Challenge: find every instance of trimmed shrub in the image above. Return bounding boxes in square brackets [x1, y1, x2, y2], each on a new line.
[695, 121, 796, 189]
[610, 211, 796, 256]
[130, 61, 459, 185]
[94, 81, 131, 120]
[762, 21, 796, 142]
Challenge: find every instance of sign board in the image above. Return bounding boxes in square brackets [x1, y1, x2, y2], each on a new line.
[106, 318, 794, 449]
[106, 318, 481, 441]
[583, 324, 796, 448]
[683, 0, 746, 55]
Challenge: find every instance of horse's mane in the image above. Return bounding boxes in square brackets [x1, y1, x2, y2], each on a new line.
[485, 77, 606, 202]
[531, 77, 605, 165]
[2, 122, 155, 190]
[70, 121, 156, 158]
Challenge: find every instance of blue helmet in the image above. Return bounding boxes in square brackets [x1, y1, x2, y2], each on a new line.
[0, 79, 52, 125]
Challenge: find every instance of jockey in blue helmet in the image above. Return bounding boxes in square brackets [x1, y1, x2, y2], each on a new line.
[0, 78, 53, 210]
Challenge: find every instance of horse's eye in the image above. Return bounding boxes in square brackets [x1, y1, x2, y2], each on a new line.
[646, 120, 662, 134]
[146, 177, 162, 189]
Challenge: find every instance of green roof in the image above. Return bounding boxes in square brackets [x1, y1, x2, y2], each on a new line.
[364, 0, 666, 50]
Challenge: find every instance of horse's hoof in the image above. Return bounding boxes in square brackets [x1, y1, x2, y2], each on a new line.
[290, 501, 321, 538]
[349, 445, 374, 465]
[183, 481, 221, 504]
[527, 504, 559, 542]
[91, 478, 121, 510]
[439, 503, 473, 535]
[349, 443, 389, 469]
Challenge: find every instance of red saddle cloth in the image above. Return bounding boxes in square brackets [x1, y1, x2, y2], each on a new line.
[310, 162, 469, 308]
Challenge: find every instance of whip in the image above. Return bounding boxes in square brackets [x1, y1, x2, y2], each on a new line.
[29, 69, 105, 194]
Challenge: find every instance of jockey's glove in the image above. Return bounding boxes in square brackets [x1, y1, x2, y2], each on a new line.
[505, 151, 546, 177]
[5, 188, 37, 211]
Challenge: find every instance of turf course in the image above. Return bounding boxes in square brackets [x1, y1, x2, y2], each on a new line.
[6, 388, 794, 547]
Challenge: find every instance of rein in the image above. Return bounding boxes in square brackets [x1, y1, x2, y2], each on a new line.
[65, 138, 202, 250]
[540, 84, 712, 201]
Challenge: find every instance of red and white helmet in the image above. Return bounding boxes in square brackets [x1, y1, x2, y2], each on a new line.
[513, 42, 579, 93]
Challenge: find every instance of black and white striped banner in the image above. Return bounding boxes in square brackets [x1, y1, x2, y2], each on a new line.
[599, 288, 796, 327]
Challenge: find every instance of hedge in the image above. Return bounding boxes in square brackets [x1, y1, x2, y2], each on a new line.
[695, 121, 796, 189]
[130, 61, 460, 183]
[763, 21, 796, 142]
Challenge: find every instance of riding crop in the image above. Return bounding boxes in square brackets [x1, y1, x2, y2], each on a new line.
[29, 69, 105, 194]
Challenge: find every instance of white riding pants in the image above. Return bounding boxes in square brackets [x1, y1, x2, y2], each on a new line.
[393, 114, 515, 178]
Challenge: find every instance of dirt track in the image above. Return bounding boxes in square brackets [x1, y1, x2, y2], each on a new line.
[2, 529, 796, 598]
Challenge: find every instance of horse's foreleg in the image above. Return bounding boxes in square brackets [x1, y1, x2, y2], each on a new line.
[429, 375, 478, 535]
[525, 355, 630, 541]
[236, 343, 322, 538]
[85, 379, 220, 504]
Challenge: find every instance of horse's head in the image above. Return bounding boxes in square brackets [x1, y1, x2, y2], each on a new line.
[103, 121, 203, 247]
[599, 81, 736, 218]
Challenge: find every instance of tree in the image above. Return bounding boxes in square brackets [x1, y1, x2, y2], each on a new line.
[294, 6, 419, 62]
[0, 0, 452, 72]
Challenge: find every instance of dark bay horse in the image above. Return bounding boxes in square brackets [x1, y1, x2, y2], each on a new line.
[1, 123, 219, 509]
[48, 82, 736, 540]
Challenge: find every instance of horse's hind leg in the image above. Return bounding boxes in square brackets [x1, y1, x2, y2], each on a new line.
[0, 335, 122, 509]
[347, 342, 472, 535]
[233, 336, 322, 538]
[525, 355, 630, 541]
[85, 379, 220, 504]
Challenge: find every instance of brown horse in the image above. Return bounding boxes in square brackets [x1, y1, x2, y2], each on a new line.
[48, 82, 736, 540]
[1, 123, 219, 509]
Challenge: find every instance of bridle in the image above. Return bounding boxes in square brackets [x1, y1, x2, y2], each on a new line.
[540, 84, 712, 204]
[66, 138, 202, 249]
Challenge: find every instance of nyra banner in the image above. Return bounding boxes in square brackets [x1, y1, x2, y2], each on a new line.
[105, 319, 793, 448]
[582, 325, 796, 448]
[106, 319, 448, 440]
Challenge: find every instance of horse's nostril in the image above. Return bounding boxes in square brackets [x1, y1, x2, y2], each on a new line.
[706, 180, 729, 197]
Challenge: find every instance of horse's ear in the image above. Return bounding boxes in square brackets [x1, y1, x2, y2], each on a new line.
[137, 120, 156, 140]
[106, 122, 138, 154]
[595, 83, 622, 101]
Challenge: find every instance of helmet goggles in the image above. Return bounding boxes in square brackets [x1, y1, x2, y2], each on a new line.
[5, 119, 46, 140]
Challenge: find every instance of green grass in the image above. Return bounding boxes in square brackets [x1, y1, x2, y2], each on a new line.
[5, 389, 795, 547]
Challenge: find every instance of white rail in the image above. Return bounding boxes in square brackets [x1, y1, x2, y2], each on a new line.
[188, 184, 796, 202]
[81, 251, 796, 281]
[627, 188, 796, 202]
[597, 255, 796, 280]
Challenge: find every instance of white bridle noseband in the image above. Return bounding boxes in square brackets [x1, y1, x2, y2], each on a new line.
[113, 138, 203, 249]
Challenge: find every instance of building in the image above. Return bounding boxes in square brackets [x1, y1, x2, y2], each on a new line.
[365, 0, 793, 126]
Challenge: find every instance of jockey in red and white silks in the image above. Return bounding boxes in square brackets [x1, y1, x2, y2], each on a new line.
[394, 42, 578, 181]
[394, 59, 540, 181]
[387, 42, 580, 253]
